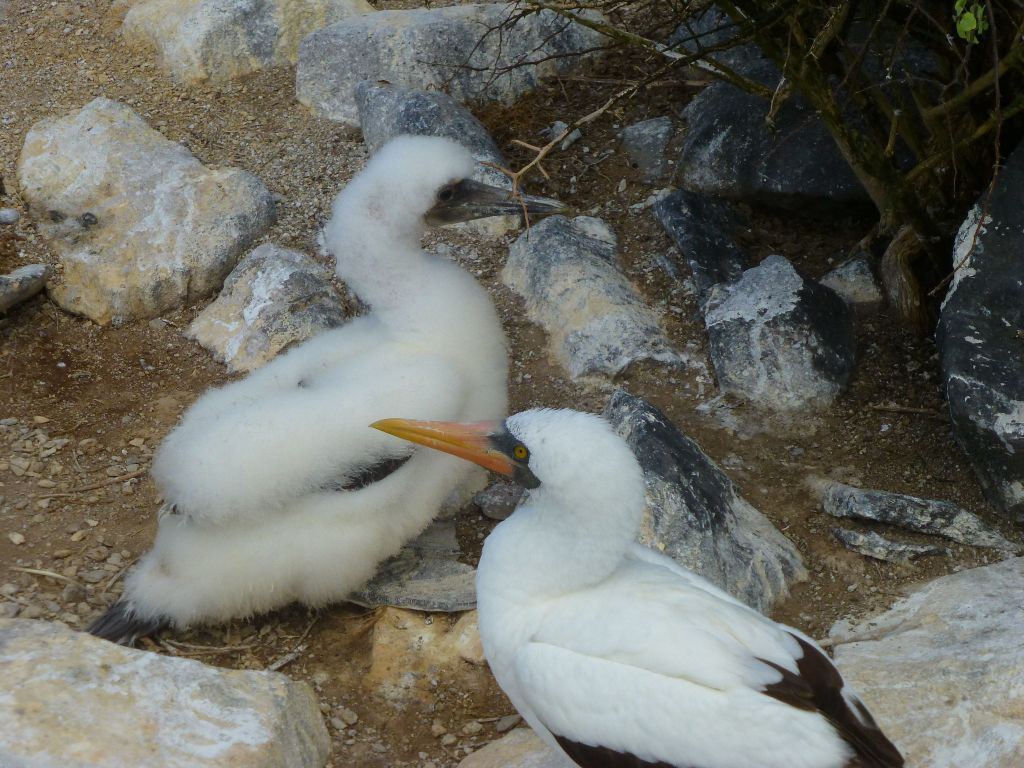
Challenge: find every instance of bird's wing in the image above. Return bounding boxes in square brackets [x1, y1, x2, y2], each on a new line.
[512, 558, 902, 768]
[152, 348, 472, 526]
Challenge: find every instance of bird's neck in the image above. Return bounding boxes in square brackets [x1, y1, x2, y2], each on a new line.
[478, 484, 643, 602]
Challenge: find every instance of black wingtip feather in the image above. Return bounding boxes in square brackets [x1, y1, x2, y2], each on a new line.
[87, 601, 168, 645]
[760, 635, 904, 768]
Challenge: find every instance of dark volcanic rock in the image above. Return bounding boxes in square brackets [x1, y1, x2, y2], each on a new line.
[677, 57, 869, 213]
[674, 13, 939, 213]
[822, 481, 1017, 551]
[667, 5, 761, 77]
[938, 146, 1024, 523]
[350, 520, 476, 612]
[620, 117, 674, 183]
[0, 264, 50, 312]
[604, 390, 806, 613]
[831, 528, 948, 563]
[503, 215, 682, 379]
[652, 189, 750, 309]
[704, 255, 855, 411]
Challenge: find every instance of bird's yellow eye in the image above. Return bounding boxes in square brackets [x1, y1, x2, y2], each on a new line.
[513, 444, 529, 460]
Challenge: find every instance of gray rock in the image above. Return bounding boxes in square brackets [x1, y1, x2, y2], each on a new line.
[822, 481, 1017, 552]
[704, 255, 855, 411]
[350, 520, 476, 612]
[297, 4, 606, 127]
[17, 98, 275, 325]
[473, 478, 524, 521]
[604, 390, 806, 613]
[620, 116, 674, 183]
[0, 618, 330, 768]
[652, 189, 750, 310]
[503, 215, 682, 379]
[0, 207, 19, 225]
[820, 254, 883, 309]
[458, 728, 563, 768]
[0, 264, 50, 313]
[832, 558, 1024, 766]
[186, 244, 350, 373]
[937, 143, 1024, 523]
[831, 528, 948, 563]
[122, 0, 373, 83]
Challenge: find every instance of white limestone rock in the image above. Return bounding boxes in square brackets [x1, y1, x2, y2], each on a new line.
[0, 618, 330, 768]
[122, 0, 373, 83]
[186, 244, 350, 373]
[503, 215, 682, 379]
[832, 558, 1024, 767]
[820, 255, 883, 309]
[297, 4, 607, 127]
[17, 98, 275, 325]
[458, 728, 564, 768]
[704, 255, 855, 411]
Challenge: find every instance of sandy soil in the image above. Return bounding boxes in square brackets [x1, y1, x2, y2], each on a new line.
[1, 2, 1017, 766]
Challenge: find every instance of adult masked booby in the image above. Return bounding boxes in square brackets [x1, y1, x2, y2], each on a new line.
[88, 137, 562, 643]
[373, 409, 904, 768]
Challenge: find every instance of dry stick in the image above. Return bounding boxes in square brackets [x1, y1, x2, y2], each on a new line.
[266, 615, 319, 671]
[9, 566, 83, 587]
[100, 555, 140, 595]
[868, 404, 945, 416]
[36, 467, 148, 499]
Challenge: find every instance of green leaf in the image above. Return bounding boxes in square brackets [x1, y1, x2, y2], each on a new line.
[954, 0, 967, 13]
[957, 11, 978, 39]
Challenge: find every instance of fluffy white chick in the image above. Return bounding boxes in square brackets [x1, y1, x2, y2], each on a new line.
[89, 136, 562, 643]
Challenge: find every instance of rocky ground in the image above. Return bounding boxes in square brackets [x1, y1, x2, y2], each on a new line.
[1, 1, 1021, 767]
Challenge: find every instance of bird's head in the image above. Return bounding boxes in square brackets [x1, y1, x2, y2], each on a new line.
[371, 408, 645, 515]
[331, 135, 563, 240]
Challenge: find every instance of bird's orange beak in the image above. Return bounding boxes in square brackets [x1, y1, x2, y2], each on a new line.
[371, 418, 515, 477]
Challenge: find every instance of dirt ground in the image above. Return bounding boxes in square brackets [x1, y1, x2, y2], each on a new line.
[1, 2, 1017, 766]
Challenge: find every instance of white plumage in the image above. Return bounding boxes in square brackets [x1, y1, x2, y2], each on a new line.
[373, 409, 904, 768]
[90, 136, 560, 643]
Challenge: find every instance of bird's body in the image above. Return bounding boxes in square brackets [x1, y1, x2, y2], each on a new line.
[374, 410, 904, 768]
[91, 137, 561, 642]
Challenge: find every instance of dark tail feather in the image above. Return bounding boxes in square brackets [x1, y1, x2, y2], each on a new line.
[88, 601, 168, 645]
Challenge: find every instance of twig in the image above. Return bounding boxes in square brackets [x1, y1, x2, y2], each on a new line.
[162, 638, 258, 654]
[36, 468, 148, 499]
[868, 404, 944, 417]
[266, 614, 319, 671]
[267, 644, 307, 671]
[9, 566, 83, 587]
[101, 556, 139, 595]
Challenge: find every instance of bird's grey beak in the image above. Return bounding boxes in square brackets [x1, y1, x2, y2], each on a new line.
[425, 178, 565, 226]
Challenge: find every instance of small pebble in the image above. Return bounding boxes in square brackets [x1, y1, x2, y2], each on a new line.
[495, 714, 522, 733]
[0, 208, 20, 225]
[461, 721, 483, 736]
[7, 532, 25, 545]
[440, 734, 457, 747]
[338, 707, 359, 726]
[430, 720, 447, 738]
